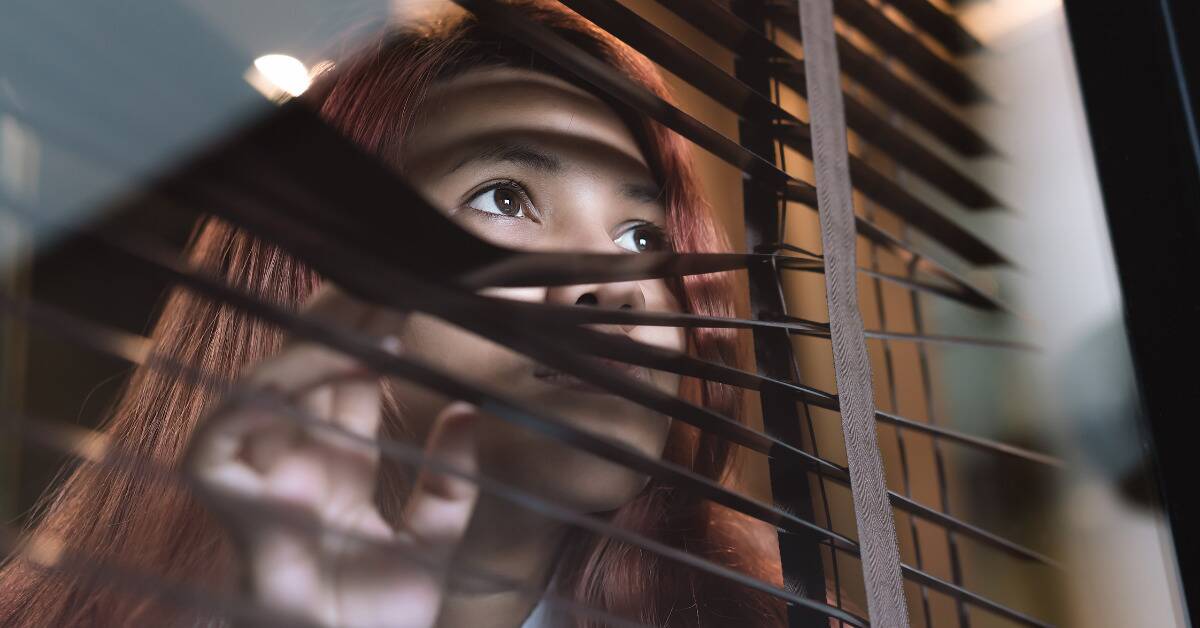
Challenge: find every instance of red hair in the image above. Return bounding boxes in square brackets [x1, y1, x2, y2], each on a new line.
[0, 2, 786, 625]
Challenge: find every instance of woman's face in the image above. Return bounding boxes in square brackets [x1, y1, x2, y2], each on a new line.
[390, 67, 684, 512]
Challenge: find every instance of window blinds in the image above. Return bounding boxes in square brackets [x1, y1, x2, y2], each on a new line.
[0, 1, 1066, 626]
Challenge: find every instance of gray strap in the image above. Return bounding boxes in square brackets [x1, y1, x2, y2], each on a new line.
[797, 0, 911, 625]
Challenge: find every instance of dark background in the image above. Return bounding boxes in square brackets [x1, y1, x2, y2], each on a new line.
[1064, 0, 1200, 622]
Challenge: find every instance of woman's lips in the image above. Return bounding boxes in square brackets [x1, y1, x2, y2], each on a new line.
[532, 359, 648, 394]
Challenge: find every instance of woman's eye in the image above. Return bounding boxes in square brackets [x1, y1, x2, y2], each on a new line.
[464, 184, 529, 218]
[614, 223, 666, 253]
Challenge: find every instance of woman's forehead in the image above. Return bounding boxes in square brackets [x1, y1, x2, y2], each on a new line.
[404, 66, 649, 173]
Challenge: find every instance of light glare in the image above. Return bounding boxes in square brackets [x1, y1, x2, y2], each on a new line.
[253, 54, 311, 97]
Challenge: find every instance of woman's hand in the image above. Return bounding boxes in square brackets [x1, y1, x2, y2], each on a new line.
[185, 286, 481, 628]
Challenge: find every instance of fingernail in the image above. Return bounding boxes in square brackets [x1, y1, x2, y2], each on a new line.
[379, 335, 403, 355]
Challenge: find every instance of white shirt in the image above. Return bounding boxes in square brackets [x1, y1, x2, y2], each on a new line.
[520, 597, 552, 628]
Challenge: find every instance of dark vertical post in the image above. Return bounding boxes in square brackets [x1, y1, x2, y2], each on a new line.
[729, 2, 828, 625]
[1064, 0, 1200, 621]
[797, 0, 909, 625]
[0, 114, 35, 525]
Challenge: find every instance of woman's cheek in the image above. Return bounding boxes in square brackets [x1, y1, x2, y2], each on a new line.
[400, 315, 513, 382]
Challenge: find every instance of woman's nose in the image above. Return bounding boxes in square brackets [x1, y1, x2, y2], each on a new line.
[545, 280, 646, 333]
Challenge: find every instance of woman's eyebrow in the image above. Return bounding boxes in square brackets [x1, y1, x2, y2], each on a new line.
[446, 142, 563, 174]
[621, 182, 663, 204]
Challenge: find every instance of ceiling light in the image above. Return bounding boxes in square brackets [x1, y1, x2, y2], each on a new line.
[251, 54, 311, 98]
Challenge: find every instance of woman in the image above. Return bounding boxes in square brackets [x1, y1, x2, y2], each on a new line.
[0, 1, 787, 626]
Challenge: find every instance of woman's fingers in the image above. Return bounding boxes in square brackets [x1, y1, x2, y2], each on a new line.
[287, 377, 383, 514]
[247, 511, 327, 617]
[243, 403, 482, 628]
[185, 282, 478, 626]
[187, 283, 400, 520]
[228, 283, 401, 452]
[196, 281, 408, 465]
[246, 342, 369, 401]
[247, 282, 403, 398]
[188, 344, 378, 484]
[403, 402, 483, 551]
[186, 394, 285, 493]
